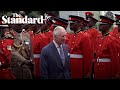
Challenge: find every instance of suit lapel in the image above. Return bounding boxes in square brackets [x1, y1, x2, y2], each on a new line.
[50, 42, 63, 66]
[62, 45, 68, 66]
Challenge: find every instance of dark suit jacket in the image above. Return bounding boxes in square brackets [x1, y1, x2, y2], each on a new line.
[40, 42, 70, 79]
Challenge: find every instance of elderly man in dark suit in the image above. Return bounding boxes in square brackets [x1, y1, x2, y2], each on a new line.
[40, 26, 70, 79]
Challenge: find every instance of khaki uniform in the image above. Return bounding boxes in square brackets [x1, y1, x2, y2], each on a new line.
[10, 32, 34, 79]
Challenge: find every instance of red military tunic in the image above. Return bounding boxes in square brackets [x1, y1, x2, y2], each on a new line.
[86, 27, 100, 52]
[66, 31, 93, 79]
[43, 25, 54, 43]
[31, 32, 48, 78]
[94, 34, 120, 79]
[0, 39, 15, 79]
[44, 30, 53, 43]
[110, 27, 118, 35]
[110, 27, 120, 78]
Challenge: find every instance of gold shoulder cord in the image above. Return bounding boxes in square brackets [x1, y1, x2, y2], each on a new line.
[13, 42, 24, 52]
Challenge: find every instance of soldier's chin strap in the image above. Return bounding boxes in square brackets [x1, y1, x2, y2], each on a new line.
[34, 29, 41, 34]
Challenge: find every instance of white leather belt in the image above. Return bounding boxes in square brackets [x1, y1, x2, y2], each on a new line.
[97, 58, 111, 62]
[70, 54, 83, 58]
[34, 54, 40, 58]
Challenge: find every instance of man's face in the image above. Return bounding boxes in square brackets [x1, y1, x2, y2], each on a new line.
[70, 21, 82, 31]
[99, 23, 108, 32]
[41, 24, 50, 31]
[55, 30, 67, 45]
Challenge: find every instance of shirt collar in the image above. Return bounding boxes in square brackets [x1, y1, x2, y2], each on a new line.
[53, 40, 62, 48]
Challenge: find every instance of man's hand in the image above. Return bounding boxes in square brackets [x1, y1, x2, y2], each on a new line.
[23, 60, 33, 65]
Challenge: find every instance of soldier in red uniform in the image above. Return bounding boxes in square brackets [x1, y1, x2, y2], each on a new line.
[110, 14, 120, 79]
[87, 16, 99, 51]
[30, 24, 49, 79]
[0, 25, 16, 79]
[84, 16, 100, 79]
[94, 15, 120, 79]
[41, 17, 55, 43]
[66, 15, 93, 79]
[110, 14, 120, 35]
[0, 40, 16, 79]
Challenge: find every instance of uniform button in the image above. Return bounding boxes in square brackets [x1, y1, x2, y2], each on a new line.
[3, 69, 5, 70]
[3, 48, 5, 50]
[2, 42, 3, 43]
[99, 44, 101, 46]
[74, 36, 75, 37]
[98, 51, 99, 52]
[71, 48, 73, 49]
[72, 42, 74, 44]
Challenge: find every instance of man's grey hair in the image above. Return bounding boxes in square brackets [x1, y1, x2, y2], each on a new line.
[53, 26, 65, 36]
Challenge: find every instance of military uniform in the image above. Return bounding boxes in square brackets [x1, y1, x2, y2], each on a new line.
[10, 25, 34, 79]
[66, 15, 93, 79]
[0, 39, 16, 79]
[110, 14, 120, 79]
[94, 16, 120, 79]
[31, 32, 48, 79]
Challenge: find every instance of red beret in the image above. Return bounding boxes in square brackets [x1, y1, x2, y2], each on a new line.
[100, 16, 114, 25]
[85, 12, 94, 16]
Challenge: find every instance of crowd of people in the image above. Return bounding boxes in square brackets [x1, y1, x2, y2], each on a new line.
[0, 11, 120, 79]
